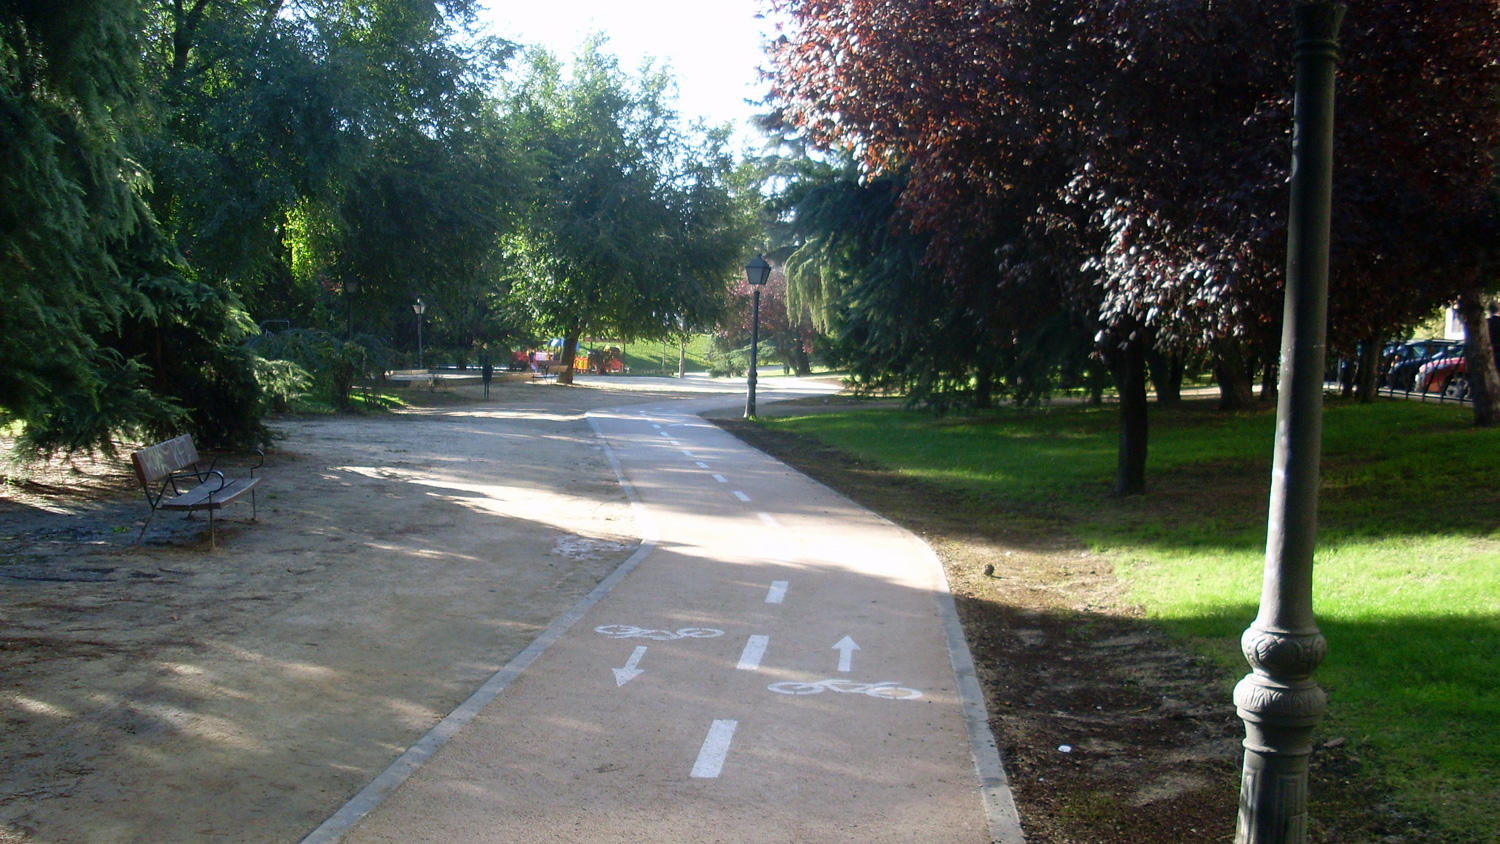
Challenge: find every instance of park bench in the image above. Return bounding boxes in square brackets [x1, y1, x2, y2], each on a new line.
[131, 434, 264, 548]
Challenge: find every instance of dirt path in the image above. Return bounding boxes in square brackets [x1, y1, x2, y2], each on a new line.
[0, 378, 726, 843]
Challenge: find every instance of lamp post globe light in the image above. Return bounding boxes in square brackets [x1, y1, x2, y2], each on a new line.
[413, 297, 426, 370]
[744, 255, 772, 418]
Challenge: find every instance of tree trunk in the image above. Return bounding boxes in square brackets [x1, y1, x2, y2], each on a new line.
[678, 338, 686, 378]
[1147, 348, 1184, 404]
[1353, 336, 1380, 403]
[1457, 293, 1500, 426]
[975, 359, 995, 410]
[1085, 359, 1110, 406]
[1260, 343, 1279, 405]
[792, 340, 812, 376]
[556, 333, 580, 385]
[1108, 325, 1148, 496]
[1213, 340, 1258, 410]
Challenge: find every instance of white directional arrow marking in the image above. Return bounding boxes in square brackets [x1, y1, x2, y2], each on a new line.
[833, 636, 861, 673]
[613, 645, 648, 686]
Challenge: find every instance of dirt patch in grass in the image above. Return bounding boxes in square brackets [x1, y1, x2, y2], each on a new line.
[711, 396, 1434, 843]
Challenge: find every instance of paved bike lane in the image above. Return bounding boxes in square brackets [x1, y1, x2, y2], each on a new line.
[305, 381, 1022, 843]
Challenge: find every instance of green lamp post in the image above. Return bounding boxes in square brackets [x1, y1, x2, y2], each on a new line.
[744, 255, 771, 418]
[413, 297, 427, 370]
[1234, 4, 1344, 842]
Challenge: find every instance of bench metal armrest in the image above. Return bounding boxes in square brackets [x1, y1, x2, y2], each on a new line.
[207, 448, 266, 478]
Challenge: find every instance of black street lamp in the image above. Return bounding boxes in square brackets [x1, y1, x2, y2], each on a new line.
[744, 255, 771, 418]
[413, 297, 426, 370]
[1234, 4, 1343, 842]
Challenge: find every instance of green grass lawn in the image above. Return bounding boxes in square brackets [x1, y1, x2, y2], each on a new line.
[758, 397, 1500, 840]
[612, 335, 716, 375]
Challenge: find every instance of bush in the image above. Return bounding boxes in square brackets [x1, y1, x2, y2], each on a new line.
[252, 329, 379, 410]
[253, 357, 313, 413]
[706, 341, 749, 378]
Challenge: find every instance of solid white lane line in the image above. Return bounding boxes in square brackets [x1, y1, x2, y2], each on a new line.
[690, 720, 738, 778]
[733, 490, 751, 502]
[765, 580, 789, 604]
[736, 635, 770, 671]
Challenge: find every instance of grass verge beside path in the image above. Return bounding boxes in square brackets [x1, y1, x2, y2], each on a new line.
[746, 397, 1499, 842]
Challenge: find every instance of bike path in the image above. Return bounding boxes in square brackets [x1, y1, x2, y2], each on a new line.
[306, 380, 1021, 842]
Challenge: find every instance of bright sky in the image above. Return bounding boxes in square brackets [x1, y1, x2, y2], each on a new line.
[477, 0, 778, 152]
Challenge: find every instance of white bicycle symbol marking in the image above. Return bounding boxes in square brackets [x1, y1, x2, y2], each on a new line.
[767, 678, 923, 700]
[594, 624, 725, 641]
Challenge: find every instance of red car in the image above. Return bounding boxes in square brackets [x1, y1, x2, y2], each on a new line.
[1415, 355, 1469, 399]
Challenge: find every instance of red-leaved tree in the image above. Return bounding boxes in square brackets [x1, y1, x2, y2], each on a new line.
[766, 0, 1500, 484]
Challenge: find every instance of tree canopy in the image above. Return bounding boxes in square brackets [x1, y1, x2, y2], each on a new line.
[765, 0, 1500, 479]
[503, 39, 757, 383]
[3, 3, 759, 450]
[3, 0, 192, 450]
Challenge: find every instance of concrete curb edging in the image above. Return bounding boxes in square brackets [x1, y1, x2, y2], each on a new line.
[926, 542, 1028, 843]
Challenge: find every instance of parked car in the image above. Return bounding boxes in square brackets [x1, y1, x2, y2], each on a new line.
[1385, 339, 1465, 391]
[1415, 355, 1469, 399]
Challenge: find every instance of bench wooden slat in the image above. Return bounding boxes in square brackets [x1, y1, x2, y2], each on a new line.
[131, 434, 200, 487]
[157, 477, 261, 512]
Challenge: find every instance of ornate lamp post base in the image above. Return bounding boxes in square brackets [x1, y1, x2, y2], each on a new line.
[1235, 626, 1329, 841]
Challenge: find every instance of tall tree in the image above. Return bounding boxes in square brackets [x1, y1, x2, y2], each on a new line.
[1, 0, 201, 451]
[766, 0, 1500, 485]
[720, 264, 818, 376]
[505, 40, 755, 384]
[1071, 0, 1500, 407]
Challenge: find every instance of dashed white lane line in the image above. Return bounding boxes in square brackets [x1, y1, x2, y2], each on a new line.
[758, 512, 781, 529]
[736, 635, 770, 671]
[690, 720, 738, 778]
[732, 490, 751, 503]
[765, 580, 788, 604]
[712, 474, 728, 484]
[695, 461, 710, 469]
